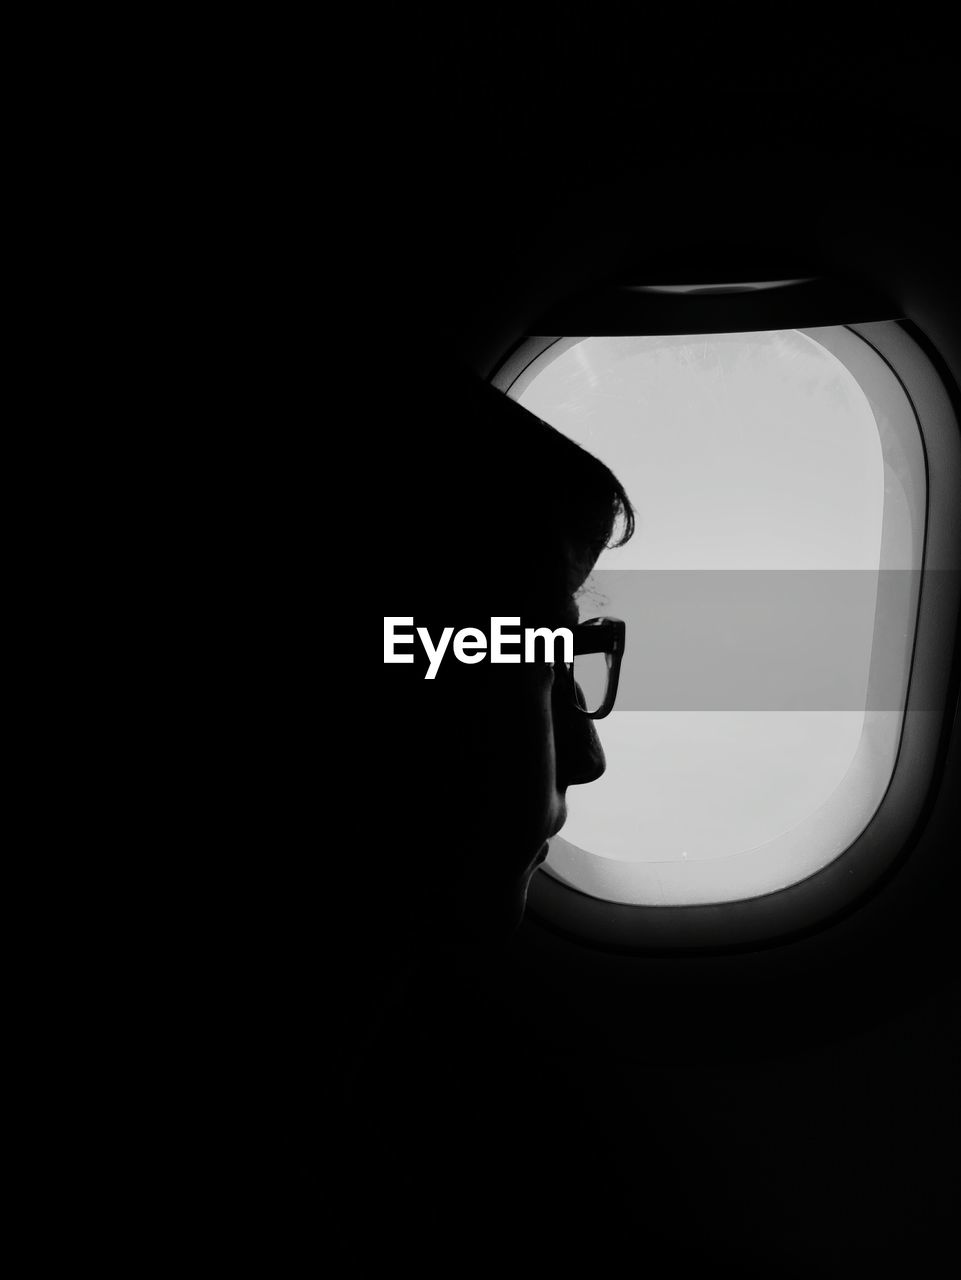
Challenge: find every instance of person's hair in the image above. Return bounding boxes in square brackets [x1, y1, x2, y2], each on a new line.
[380, 367, 635, 622]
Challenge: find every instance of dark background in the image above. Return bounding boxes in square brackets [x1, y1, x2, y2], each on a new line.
[353, 33, 960, 1275]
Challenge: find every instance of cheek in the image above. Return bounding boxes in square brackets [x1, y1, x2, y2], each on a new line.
[483, 674, 559, 829]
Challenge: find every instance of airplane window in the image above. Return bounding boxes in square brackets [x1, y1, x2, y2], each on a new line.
[508, 328, 927, 906]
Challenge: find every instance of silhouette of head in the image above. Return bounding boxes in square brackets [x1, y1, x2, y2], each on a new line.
[378, 369, 634, 946]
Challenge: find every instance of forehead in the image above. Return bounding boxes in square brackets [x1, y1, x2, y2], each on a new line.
[516, 546, 596, 629]
[518, 589, 582, 634]
[514, 530, 595, 596]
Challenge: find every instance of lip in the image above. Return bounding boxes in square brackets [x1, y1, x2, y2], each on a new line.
[549, 803, 567, 841]
[532, 808, 566, 869]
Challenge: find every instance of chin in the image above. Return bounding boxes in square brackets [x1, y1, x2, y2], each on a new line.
[443, 868, 535, 946]
[491, 879, 533, 937]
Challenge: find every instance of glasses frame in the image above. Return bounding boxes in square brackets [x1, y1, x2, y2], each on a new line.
[557, 616, 626, 720]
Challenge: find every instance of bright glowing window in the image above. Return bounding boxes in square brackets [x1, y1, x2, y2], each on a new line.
[509, 328, 926, 906]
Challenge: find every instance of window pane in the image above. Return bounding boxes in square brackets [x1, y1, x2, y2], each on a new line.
[513, 329, 924, 905]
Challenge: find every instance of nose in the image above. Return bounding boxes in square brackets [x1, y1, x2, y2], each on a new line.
[554, 696, 607, 788]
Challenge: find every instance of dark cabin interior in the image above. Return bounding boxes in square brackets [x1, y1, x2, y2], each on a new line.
[347, 37, 960, 1276]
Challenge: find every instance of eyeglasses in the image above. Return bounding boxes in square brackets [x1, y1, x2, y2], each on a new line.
[557, 616, 626, 719]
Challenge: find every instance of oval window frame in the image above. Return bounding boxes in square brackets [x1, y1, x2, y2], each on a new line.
[491, 320, 961, 951]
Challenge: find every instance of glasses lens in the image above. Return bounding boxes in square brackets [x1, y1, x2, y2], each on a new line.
[572, 651, 611, 716]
